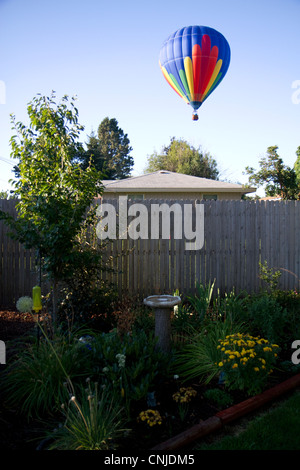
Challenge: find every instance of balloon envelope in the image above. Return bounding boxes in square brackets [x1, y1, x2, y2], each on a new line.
[159, 26, 231, 117]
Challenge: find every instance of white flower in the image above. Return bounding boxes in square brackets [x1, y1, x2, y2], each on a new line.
[116, 353, 126, 368]
[16, 296, 33, 313]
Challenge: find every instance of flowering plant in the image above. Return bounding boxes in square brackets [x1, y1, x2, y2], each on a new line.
[16, 296, 33, 313]
[138, 409, 162, 427]
[172, 386, 197, 421]
[217, 333, 280, 395]
[172, 386, 197, 404]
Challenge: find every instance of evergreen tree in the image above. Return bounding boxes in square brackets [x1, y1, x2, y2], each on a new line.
[83, 117, 133, 179]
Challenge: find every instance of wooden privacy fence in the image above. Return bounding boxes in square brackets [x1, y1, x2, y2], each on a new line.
[1, 198, 300, 308]
[0, 199, 37, 308]
[98, 198, 300, 297]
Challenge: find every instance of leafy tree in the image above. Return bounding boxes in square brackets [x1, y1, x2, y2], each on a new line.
[294, 146, 300, 186]
[0, 189, 13, 199]
[0, 92, 104, 322]
[244, 146, 299, 200]
[82, 117, 133, 179]
[145, 138, 219, 180]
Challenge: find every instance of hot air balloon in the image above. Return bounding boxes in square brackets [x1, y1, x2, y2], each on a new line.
[159, 25, 231, 120]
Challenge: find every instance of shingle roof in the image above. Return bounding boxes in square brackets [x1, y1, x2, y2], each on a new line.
[102, 170, 256, 194]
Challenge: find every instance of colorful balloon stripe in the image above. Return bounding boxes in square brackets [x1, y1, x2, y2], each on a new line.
[159, 25, 230, 116]
[160, 63, 189, 103]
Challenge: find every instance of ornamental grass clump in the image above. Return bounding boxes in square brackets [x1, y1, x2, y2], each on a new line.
[217, 333, 280, 396]
[49, 380, 127, 450]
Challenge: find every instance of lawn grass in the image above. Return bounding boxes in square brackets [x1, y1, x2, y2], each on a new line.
[194, 389, 300, 450]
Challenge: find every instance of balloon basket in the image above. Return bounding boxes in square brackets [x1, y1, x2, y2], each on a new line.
[192, 114, 199, 121]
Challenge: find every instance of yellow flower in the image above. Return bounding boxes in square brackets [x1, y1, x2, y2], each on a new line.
[218, 361, 224, 367]
[232, 363, 238, 369]
[254, 367, 260, 372]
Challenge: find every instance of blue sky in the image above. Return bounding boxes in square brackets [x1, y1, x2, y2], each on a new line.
[1, 0, 300, 195]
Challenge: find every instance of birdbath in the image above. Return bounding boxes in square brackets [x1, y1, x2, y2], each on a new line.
[143, 295, 181, 353]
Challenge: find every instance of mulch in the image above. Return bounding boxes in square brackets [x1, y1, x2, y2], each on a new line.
[0, 310, 35, 342]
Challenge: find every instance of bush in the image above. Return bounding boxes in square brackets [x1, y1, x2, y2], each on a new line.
[217, 333, 280, 395]
[58, 280, 118, 331]
[243, 293, 297, 350]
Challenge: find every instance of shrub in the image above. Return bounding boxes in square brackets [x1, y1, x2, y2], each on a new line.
[58, 278, 118, 331]
[244, 293, 291, 348]
[217, 333, 280, 395]
[272, 290, 300, 343]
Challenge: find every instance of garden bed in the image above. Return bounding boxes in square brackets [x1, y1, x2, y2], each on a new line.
[1, 308, 299, 452]
[117, 369, 299, 451]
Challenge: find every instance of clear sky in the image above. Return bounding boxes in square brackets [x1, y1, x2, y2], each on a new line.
[1, 0, 300, 195]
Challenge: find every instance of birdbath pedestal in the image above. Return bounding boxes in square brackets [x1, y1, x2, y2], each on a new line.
[143, 295, 181, 353]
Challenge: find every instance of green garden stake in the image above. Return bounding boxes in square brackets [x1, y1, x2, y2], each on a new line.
[32, 285, 42, 313]
[32, 285, 42, 345]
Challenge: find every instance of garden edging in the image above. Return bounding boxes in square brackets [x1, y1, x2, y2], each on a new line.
[151, 373, 300, 451]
